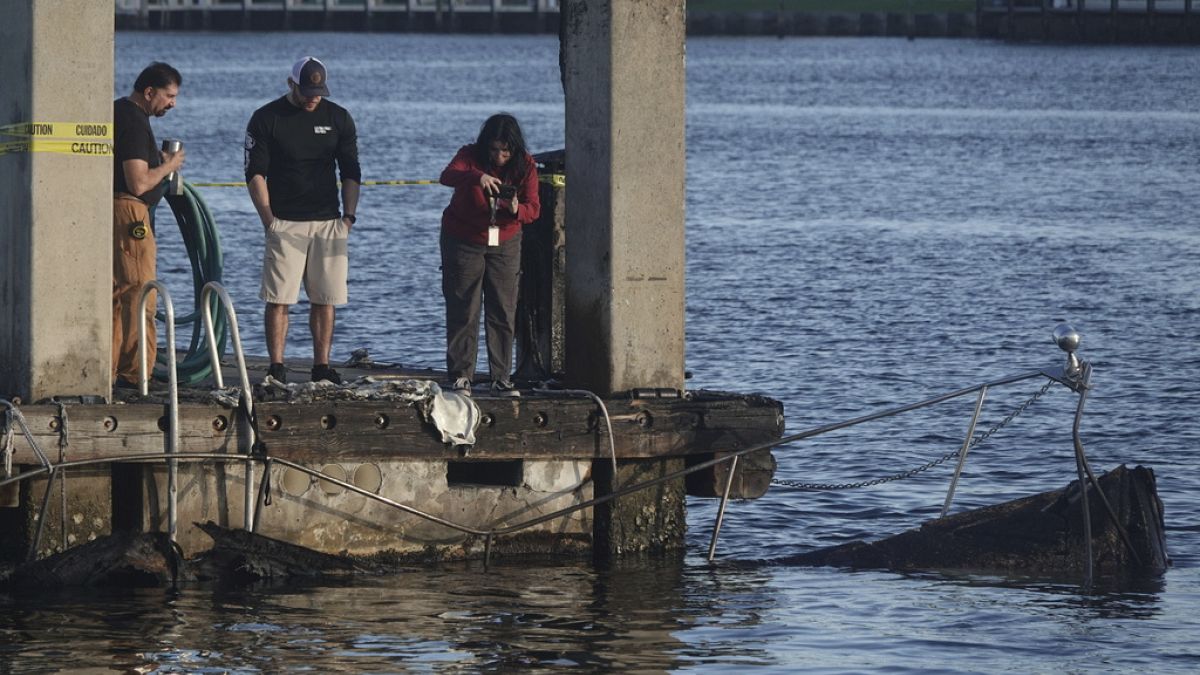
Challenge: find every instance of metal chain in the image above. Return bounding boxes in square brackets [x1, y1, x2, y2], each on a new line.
[771, 379, 1056, 491]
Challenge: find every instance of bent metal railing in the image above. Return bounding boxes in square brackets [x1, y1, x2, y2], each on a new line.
[199, 281, 257, 532]
[137, 280, 180, 545]
[0, 325, 1121, 585]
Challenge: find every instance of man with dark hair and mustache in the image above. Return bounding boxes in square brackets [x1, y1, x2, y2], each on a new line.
[112, 61, 185, 390]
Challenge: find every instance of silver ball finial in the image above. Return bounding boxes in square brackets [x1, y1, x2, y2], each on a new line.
[1053, 324, 1081, 354]
[1052, 324, 1082, 375]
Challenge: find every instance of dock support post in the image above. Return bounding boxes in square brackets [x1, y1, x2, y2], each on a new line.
[593, 458, 687, 561]
[562, 0, 687, 557]
[0, 1, 114, 401]
[561, 0, 686, 396]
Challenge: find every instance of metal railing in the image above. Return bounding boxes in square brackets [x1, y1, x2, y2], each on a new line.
[200, 281, 258, 531]
[137, 281, 180, 544]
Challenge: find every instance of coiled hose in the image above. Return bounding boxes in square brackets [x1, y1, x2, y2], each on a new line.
[155, 182, 228, 385]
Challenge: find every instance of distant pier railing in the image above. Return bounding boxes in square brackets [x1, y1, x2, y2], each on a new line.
[115, 0, 562, 32]
[977, 0, 1198, 42]
[114, 0, 1199, 41]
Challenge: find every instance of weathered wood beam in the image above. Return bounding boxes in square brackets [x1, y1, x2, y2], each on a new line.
[6, 392, 783, 464]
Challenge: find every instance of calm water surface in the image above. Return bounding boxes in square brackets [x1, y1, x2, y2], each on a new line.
[3, 33, 1200, 672]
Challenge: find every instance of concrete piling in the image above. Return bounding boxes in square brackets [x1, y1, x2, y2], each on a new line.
[0, 2, 113, 402]
[561, 0, 687, 397]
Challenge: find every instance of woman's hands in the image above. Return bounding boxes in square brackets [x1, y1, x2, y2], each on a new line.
[480, 173, 502, 195]
[481, 174, 519, 214]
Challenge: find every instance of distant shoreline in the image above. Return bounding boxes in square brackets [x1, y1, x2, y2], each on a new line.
[114, 9, 973, 38]
[689, 11, 974, 38]
[116, 8, 1199, 43]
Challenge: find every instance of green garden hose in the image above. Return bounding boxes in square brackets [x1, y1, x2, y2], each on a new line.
[156, 181, 228, 385]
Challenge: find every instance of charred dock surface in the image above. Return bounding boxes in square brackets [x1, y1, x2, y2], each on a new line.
[776, 465, 1168, 579]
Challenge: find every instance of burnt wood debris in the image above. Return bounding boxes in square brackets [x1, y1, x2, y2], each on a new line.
[3, 522, 385, 588]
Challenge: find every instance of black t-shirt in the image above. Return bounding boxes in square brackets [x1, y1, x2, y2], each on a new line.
[244, 96, 361, 222]
[112, 97, 165, 207]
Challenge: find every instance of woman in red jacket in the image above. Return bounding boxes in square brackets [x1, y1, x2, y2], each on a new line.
[439, 113, 541, 397]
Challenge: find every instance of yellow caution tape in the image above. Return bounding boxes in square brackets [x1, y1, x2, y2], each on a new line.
[189, 179, 439, 188]
[363, 179, 438, 186]
[0, 139, 113, 157]
[0, 122, 113, 157]
[189, 174, 566, 188]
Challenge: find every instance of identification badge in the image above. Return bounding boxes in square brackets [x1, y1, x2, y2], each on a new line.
[487, 225, 499, 247]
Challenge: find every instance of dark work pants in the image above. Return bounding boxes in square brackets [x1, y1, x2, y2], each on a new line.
[441, 232, 522, 383]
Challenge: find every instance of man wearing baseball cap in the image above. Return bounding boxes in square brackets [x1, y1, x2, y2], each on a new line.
[245, 57, 361, 385]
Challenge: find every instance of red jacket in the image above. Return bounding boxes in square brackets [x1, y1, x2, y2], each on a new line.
[439, 145, 541, 245]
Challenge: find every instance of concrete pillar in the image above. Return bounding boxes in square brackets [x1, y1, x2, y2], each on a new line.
[0, 2, 113, 401]
[593, 458, 687, 560]
[562, 0, 686, 396]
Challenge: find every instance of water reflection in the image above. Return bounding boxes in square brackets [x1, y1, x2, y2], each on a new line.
[0, 559, 781, 671]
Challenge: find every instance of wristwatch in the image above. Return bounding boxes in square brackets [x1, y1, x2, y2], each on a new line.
[344, 214, 357, 224]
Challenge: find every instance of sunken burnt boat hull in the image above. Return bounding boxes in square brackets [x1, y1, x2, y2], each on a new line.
[777, 465, 1168, 578]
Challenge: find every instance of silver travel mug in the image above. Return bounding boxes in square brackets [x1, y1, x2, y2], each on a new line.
[162, 138, 183, 195]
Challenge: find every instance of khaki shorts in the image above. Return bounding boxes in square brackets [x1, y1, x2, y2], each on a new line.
[260, 217, 349, 306]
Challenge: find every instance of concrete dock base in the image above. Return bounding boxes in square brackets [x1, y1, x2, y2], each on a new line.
[0, 468, 114, 561]
[126, 458, 595, 560]
[2, 389, 782, 565]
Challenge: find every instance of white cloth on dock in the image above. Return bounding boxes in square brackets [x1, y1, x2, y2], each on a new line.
[430, 385, 481, 447]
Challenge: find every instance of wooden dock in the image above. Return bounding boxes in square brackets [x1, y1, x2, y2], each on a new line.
[1, 358, 782, 562]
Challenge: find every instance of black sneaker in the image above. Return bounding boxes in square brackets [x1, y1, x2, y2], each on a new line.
[312, 364, 342, 384]
[491, 380, 521, 397]
[266, 363, 287, 383]
[114, 378, 140, 390]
